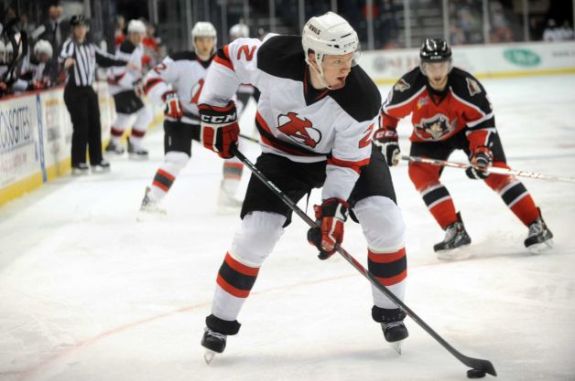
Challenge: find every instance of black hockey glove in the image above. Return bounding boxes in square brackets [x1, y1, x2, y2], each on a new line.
[466, 146, 493, 180]
[373, 128, 401, 166]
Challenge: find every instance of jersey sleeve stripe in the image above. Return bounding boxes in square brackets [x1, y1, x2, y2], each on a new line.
[214, 45, 234, 71]
[144, 78, 163, 94]
[327, 156, 370, 174]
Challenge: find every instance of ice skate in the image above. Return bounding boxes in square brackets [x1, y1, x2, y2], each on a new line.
[373, 307, 408, 353]
[105, 140, 125, 155]
[128, 140, 149, 160]
[139, 187, 166, 216]
[91, 160, 111, 174]
[71, 163, 89, 176]
[201, 327, 227, 364]
[434, 212, 471, 259]
[524, 210, 553, 253]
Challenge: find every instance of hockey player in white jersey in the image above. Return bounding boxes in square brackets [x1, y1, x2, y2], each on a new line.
[105, 19, 152, 159]
[11, 40, 54, 92]
[198, 12, 409, 361]
[139, 21, 241, 213]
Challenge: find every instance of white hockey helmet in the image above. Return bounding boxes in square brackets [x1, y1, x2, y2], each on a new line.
[127, 19, 146, 34]
[229, 23, 249, 40]
[302, 12, 359, 66]
[33, 39, 53, 59]
[191, 21, 217, 55]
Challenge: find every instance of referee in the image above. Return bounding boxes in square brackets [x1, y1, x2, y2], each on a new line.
[59, 15, 129, 175]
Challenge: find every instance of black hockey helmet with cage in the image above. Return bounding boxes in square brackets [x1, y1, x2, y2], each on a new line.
[420, 38, 452, 63]
[70, 15, 88, 27]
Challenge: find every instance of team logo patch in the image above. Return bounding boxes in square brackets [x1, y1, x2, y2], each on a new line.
[417, 96, 430, 109]
[466, 78, 482, 96]
[277, 112, 321, 148]
[394, 78, 410, 92]
[414, 114, 457, 141]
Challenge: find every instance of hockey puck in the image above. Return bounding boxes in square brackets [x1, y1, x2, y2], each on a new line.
[467, 369, 486, 378]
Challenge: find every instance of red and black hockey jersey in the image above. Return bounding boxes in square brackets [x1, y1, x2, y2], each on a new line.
[380, 67, 496, 152]
[199, 35, 381, 200]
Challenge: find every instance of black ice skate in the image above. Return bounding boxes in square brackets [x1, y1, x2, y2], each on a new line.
[91, 160, 111, 174]
[139, 186, 166, 215]
[128, 140, 149, 160]
[372, 306, 408, 354]
[524, 209, 553, 253]
[201, 314, 241, 364]
[105, 140, 125, 155]
[201, 328, 227, 364]
[71, 163, 89, 176]
[434, 212, 471, 259]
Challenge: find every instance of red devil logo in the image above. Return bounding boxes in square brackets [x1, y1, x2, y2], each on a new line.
[277, 112, 321, 148]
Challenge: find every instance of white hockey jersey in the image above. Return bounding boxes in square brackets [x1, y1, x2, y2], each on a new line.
[199, 35, 381, 200]
[107, 39, 144, 95]
[144, 51, 213, 124]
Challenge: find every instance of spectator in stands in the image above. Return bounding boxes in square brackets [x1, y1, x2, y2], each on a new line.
[32, 2, 68, 84]
[489, 1, 513, 43]
[543, 19, 562, 41]
[560, 21, 574, 40]
[114, 15, 126, 47]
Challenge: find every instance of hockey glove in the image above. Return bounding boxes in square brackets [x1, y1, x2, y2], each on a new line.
[466, 146, 493, 180]
[163, 91, 183, 119]
[307, 198, 349, 259]
[198, 101, 239, 159]
[373, 128, 401, 166]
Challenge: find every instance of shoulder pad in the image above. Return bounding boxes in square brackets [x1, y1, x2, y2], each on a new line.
[387, 67, 426, 105]
[329, 65, 381, 122]
[448, 67, 491, 113]
[257, 35, 305, 81]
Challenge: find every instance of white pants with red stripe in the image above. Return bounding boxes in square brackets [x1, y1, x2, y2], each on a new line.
[211, 195, 407, 322]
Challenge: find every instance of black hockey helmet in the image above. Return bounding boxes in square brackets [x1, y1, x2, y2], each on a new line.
[70, 14, 88, 27]
[420, 38, 452, 63]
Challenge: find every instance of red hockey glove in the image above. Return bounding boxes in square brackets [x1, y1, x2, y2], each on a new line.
[198, 102, 239, 159]
[307, 198, 349, 259]
[373, 128, 401, 166]
[163, 91, 183, 119]
[466, 146, 493, 180]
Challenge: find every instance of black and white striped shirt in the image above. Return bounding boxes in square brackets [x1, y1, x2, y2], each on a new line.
[59, 38, 127, 87]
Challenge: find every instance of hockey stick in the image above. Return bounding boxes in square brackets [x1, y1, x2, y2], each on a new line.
[231, 145, 497, 377]
[402, 155, 575, 184]
[239, 133, 260, 144]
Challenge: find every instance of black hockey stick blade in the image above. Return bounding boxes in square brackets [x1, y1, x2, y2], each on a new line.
[231, 145, 497, 377]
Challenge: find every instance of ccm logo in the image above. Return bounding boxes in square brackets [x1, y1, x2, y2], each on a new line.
[200, 113, 237, 123]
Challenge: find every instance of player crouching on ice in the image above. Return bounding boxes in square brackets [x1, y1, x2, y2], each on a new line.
[375, 38, 553, 259]
[196, 12, 409, 362]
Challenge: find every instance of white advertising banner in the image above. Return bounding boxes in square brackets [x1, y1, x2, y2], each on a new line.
[359, 41, 575, 83]
[0, 94, 41, 187]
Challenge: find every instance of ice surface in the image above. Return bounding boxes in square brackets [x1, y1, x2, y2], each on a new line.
[1, 75, 574, 381]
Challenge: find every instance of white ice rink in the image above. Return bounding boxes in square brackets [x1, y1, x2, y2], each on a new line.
[1, 75, 574, 381]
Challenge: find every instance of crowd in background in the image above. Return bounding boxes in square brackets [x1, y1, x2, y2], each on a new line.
[0, 0, 574, 100]
[0, 2, 164, 99]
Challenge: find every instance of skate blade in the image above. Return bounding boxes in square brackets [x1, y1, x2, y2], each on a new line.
[436, 246, 472, 261]
[528, 239, 554, 254]
[136, 208, 167, 222]
[390, 341, 403, 355]
[203, 350, 217, 364]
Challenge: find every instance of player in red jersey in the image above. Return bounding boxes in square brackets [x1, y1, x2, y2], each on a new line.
[375, 38, 553, 259]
